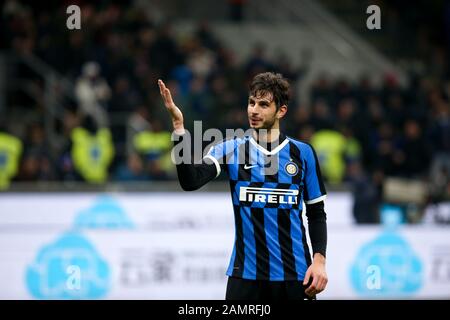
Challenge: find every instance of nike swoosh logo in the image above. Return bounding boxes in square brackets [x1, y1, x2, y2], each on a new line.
[244, 164, 258, 169]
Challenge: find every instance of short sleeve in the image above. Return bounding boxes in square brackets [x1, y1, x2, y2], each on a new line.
[203, 139, 234, 178]
[303, 143, 327, 204]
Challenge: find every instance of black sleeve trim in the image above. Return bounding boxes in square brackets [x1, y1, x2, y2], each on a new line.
[305, 200, 327, 257]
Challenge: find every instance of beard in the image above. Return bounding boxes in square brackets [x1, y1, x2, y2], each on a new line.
[251, 115, 277, 131]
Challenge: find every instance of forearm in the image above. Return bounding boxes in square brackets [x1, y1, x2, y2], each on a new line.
[305, 201, 327, 258]
[176, 161, 217, 191]
[158, 79, 217, 190]
[174, 134, 218, 191]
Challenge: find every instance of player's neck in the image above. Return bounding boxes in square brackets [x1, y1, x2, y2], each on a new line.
[253, 127, 282, 144]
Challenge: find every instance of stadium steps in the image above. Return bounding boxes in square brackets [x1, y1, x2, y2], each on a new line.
[1, 52, 74, 155]
[160, 0, 405, 87]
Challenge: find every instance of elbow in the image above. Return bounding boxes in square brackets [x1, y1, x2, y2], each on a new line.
[179, 181, 200, 191]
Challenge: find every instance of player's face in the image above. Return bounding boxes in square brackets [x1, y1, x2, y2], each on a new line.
[247, 92, 283, 130]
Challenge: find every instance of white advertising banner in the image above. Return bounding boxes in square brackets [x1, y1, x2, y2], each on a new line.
[0, 193, 448, 299]
[0, 191, 354, 228]
[323, 226, 450, 299]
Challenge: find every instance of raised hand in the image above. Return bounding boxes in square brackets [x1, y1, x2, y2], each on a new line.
[158, 79, 185, 134]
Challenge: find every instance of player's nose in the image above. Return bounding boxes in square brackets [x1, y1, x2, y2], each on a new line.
[249, 111, 261, 118]
[249, 105, 260, 115]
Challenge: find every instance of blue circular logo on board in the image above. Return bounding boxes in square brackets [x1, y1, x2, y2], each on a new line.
[26, 232, 110, 299]
[349, 231, 423, 297]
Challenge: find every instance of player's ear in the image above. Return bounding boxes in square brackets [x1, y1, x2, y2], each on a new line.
[277, 105, 287, 119]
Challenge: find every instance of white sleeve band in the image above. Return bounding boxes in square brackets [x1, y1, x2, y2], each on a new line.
[203, 155, 221, 178]
[304, 194, 327, 205]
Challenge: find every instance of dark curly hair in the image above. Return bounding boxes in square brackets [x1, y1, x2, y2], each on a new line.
[249, 72, 290, 109]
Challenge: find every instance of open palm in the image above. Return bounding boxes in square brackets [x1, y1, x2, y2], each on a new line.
[158, 79, 184, 133]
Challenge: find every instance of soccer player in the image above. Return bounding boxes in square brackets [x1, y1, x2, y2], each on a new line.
[158, 72, 328, 300]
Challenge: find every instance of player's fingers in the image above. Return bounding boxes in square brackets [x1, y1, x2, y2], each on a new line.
[320, 276, 328, 291]
[310, 275, 319, 294]
[158, 79, 165, 96]
[159, 80, 173, 108]
[164, 88, 174, 106]
[305, 274, 319, 296]
[316, 277, 326, 292]
[303, 268, 311, 285]
[305, 286, 316, 297]
[159, 83, 168, 105]
[311, 273, 319, 289]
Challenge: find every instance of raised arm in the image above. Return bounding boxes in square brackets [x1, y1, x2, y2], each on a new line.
[158, 79, 218, 191]
[158, 79, 185, 135]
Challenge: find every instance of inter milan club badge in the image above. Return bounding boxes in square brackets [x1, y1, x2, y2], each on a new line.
[285, 162, 298, 176]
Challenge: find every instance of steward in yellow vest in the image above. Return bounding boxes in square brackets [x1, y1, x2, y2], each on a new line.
[0, 132, 22, 190]
[311, 129, 361, 184]
[71, 121, 114, 184]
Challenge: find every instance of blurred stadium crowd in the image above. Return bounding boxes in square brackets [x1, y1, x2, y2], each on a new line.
[0, 0, 449, 223]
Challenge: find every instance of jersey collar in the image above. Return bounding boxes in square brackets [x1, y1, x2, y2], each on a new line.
[249, 132, 289, 155]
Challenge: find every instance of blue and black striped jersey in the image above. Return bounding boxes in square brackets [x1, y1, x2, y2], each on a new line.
[204, 133, 326, 281]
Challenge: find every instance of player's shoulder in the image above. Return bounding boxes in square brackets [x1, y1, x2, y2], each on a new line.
[212, 135, 244, 146]
[207, 135, 246, 154]
[286, 135, 316, 155]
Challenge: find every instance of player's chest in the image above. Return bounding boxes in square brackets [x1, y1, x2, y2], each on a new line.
[228, 147, 304, 182]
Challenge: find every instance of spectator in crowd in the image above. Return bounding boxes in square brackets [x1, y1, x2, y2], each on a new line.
[114, 152, 149, 182]
[348, 161, 381, 224]
[397, 119, 431, 178]
[17, 123, 55, 181]
[69, 115, 115, 184]
[0, 122, 23, 189]
[126, 105, 152, 157]
[75, 61, 112, 128]
[429, 95, 450, 202]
